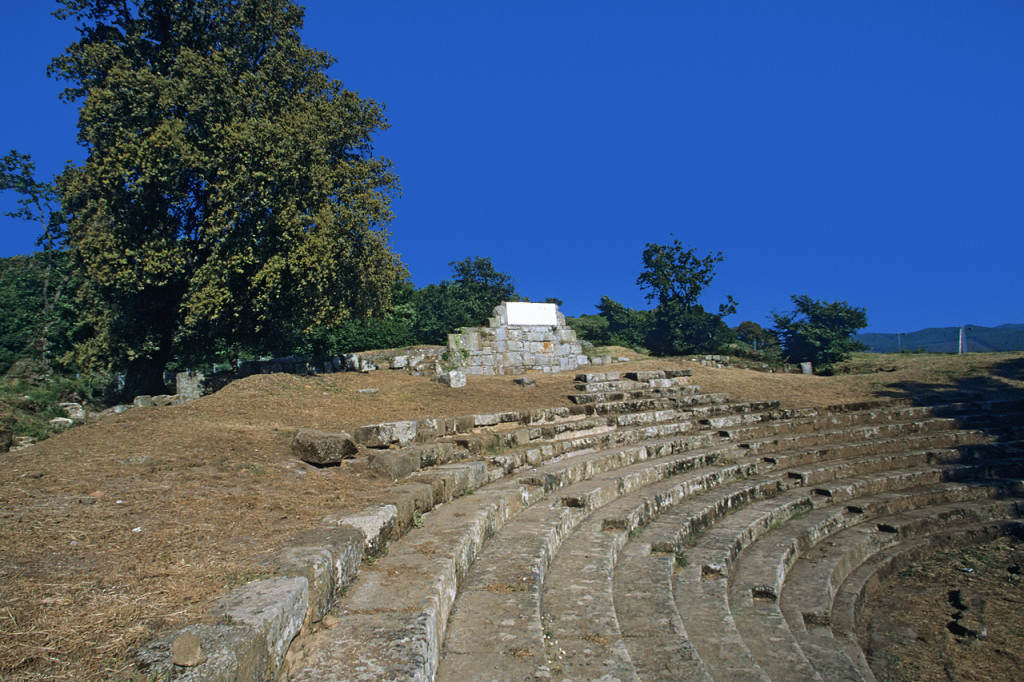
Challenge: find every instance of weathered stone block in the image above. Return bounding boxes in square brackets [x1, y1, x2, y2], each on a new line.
[325, 504, 398, 558]
[626, 371, 666, 381]
[136, 624, 266, 681]
[59, 402, 86, 421]
[273, 547, 333, 625]
[439, 370, 466, 388]
[286, 526, 364, 604]
[368, 450, 420, 480]
[292, 428, 358, 465]
[209, 577, 308, 679]
[353, 421, 418, 448]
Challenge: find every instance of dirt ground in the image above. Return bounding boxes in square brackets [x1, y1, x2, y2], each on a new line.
[1, 351, 1022, 679]
[861, 534, 1024, 681]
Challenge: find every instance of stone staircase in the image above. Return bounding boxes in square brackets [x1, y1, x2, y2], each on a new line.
[286, 374, 1024, 681]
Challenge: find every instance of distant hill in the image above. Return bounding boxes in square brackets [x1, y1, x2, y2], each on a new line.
[857, 323, 1024, 353]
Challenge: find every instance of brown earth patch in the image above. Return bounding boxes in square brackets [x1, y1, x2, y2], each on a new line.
[1, 351, 1022, 679]
[861, 534, 1024, 681]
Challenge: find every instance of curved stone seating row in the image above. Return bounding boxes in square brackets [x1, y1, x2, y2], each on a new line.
[286, 390, 1023, 681]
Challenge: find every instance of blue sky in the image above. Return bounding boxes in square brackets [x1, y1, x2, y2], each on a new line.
[2, 1, 1021, 333]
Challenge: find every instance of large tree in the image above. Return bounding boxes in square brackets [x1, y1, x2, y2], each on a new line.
[51, 0, 402, 394]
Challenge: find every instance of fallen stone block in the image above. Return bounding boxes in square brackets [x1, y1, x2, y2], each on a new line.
[133, 395, 155, 408]
[514, 377, 536, 387]
[390, 355, 408, 369]
[291, 429, 358, 465]
[438, 370, 466, 387]
[49, 417, 74, 428]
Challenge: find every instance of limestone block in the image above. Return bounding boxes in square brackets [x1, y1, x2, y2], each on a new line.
[626, 371, 666, 381]
[273, 547, 334, 625]
[342, 353, 360, 372]
[353, 421, 418, 448]
[368, 450, 421, 480]
[285, 526, 365, 613]
[136, 624, 266, 681]
[209, 577, 308, 679]
[328, 503, 398, 558]
[439, 370, 466, 388]
[49, 417, 74, 428]
[331, 356, 344, 371]
[575, 371, 620, 382]
[390, 355, 408, 369]
[59, 402, 86, 421]
[291, 428, 358, 464]
[133, 395, 155, 408]
[473, 413, 501, 427]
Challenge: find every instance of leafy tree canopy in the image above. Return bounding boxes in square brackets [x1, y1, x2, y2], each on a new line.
[771, 295, 868, 372]
[51, 0, 403, 394]
[637, 239, 737, 356]
[413, 257, 520, 345]
[1, 151, 75, 370]
[734, 320, 778, 351]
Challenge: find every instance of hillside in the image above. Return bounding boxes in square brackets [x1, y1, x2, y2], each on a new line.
[1, 351, 1022, 678]
[857, 323, 1024, 353]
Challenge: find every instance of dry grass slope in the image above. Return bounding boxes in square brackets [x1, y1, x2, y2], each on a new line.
[1, 351, 1022, 679]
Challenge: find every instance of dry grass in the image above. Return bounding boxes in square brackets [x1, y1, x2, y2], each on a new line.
[1, 351, 1022, 679]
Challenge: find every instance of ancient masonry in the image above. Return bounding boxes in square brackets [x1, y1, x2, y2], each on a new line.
[447, 301, 590, 375]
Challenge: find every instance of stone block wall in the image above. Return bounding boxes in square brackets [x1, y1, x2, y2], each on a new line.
[447, 302, 590, 376]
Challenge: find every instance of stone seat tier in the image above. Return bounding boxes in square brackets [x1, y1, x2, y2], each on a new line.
[537, 436, 1021, 680]
[730, 487, 1020, 681]
[288, 398, 1021, 680]
[436, 444, 755, 680]
[609, 462, 1018, 681]
[293, 404, 768, 680]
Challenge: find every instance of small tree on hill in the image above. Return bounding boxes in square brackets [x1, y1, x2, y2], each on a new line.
[734, 320, 778, 352]
[637, 239, 737, 355]
[413, 257, 520, 344]
[771, 295, 868, 373]
[0, 151, 75, 371]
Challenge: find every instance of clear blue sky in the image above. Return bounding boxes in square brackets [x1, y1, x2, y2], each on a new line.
[2, 1, 1021, 334]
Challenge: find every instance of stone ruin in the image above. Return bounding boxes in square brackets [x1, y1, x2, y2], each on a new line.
[446, 302, 590, 375]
